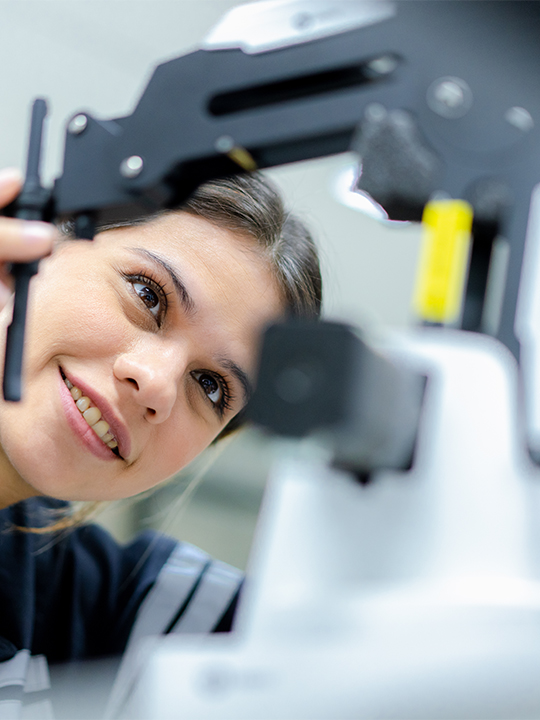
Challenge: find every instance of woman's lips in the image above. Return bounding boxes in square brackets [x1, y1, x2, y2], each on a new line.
[58, 369, 131, 461]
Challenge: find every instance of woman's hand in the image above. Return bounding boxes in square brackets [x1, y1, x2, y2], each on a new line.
[0, 168, 57, 309]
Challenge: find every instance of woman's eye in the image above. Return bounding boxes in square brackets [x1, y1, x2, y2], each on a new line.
[133, 282, 161, 317]
[124, 273, 168, 325]
[193, 371, 222, 405]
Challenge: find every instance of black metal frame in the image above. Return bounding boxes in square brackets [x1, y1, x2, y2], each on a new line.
[4, 1, 540, 405]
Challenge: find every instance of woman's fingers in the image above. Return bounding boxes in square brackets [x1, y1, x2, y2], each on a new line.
[0, 218, 56, 262]
[0, 168, 56, 262]
[0, 168, 57, 314]
[0, 168, 23, 207]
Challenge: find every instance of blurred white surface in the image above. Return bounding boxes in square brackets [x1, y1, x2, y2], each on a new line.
[125, 331, 540, 719]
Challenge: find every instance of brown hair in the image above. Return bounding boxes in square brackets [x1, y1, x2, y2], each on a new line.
[181, 173, 322, 320]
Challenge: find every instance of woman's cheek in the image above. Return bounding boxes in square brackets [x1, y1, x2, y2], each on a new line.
[27, 274, 134, 362]
[146, 418, 216, 487]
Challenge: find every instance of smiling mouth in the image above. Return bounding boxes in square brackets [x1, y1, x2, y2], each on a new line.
[60, 369, 122, 458]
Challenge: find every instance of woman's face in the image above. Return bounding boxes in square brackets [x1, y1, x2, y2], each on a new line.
[0, 211, 283, 504]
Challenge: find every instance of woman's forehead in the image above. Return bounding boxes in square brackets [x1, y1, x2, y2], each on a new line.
[107, 212, 280, 300]
[99, 210, 284, 323]
[102, 211, 250, 261]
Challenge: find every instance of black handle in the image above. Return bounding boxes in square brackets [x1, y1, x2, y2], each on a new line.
[3, 98, 48, 401]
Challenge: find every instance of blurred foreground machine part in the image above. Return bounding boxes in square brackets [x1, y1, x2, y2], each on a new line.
[118, 331, 540, 720]
[249, 320, 425, 479]
[96, 1, 540, 719]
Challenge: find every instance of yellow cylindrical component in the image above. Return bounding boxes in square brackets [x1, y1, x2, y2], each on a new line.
[413, 199, 474, 324]
[226, 146, 258, 171]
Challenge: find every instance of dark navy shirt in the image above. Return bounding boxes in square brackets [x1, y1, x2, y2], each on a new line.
[0, 497, 178, 664]
[0, 498, 243, 717]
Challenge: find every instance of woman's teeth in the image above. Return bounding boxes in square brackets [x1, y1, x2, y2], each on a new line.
[64, 377, 118, 451]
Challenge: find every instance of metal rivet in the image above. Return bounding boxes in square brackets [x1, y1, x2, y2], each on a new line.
[427, 76, 473, 119]
[505, 106, 534, 133]
[365, 103, 387, 122]
[120, 155, 144, 178]
[366, 55, 398, 76]
[215, 135, 235, 153]
[68, 114, 88, 135]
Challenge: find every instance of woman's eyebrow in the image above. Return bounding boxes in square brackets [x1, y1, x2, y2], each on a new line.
[128, 247, 196, 314]
[218, 358, 253, 405]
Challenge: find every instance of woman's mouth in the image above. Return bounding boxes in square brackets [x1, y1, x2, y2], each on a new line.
[60, 369, 122, 458]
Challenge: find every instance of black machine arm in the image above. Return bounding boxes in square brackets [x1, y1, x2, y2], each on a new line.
[52, 1, 540, 359]
[5, 1, 540, 411]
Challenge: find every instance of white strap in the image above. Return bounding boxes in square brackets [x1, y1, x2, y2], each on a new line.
[0, 651, 30, 690]
[126, 542, 210, 652]
[170, 559, 242, 634]
[107, 545, 242, 719]
[0, 652, 52, 720]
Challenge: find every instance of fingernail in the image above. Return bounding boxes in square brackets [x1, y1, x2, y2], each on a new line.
[22, 221, 56, 245]
[0, 168, 23, 186]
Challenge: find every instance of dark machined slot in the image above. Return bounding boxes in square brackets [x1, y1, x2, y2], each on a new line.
[208, 62, 392, 117]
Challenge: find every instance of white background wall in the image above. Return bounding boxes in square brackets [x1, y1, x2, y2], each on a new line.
[0, 1, 422, 568]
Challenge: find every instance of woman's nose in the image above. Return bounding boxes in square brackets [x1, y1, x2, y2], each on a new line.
[113, 348, 180, 423]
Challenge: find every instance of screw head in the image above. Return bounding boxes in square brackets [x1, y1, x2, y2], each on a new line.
[427, 76, 472, 119]
[215, 135, 235, 153]
[68, 114, 88, 135]
[120, 155, 144, 178]
[505, 106, 534, 133]
[366, 55, 398, 77]
[364, 103, 387, 123]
